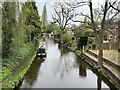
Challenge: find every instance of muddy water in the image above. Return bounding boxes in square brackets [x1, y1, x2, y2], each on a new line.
[15, 38, 115, 89]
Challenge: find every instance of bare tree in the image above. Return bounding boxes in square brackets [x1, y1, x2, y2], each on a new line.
[118, 2, 120, 58]
[109, 1, 120, 12]
[67, 0, 119, 68]
[88, 0, 109, 68]
[52, 2, 79, 33]
[109, 1, 120, 60]
[52, 0, 119, 68]
[88, 0, 120, 68]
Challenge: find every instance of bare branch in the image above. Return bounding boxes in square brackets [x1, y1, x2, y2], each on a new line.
[71, 19, 91, 25]
[109, 2, 120, 12]
[101, 0, 108, 30]
[66, 2, 88, 9]
[109, 11, 119, 21]
[54, 8, 61, 24]
[81, 13, 91, 20]
[93, 9, 103, 21]
[52, 2, 83, 31]
[52, 15, 58, 23]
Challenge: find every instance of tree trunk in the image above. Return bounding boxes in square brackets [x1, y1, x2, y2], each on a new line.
[98, 40, 103, 68]
[118, 2, 120, 62]
[118, 19, 120, 62]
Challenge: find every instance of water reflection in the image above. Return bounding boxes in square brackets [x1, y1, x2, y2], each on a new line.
[78, 60, 87, 77]
[97, 76, 102, 90]
[53, 43, 77, 79]
[59, 43, 87, 77]
[58, 43, 70, 55]
[15, 38, 114, 88]
[54, 52, 77, 79]
[23, 58, 44, 88]
[89, 63, 115, 89]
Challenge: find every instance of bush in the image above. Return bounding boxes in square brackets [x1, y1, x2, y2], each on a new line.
[1, 41, 38, 89]
[77, 36, 88, 49]
[104, 30, 109, 40]
[1, 66, 11, 82]
[84, 29, 94, 37]
[2, 42, 36, 83]
[88, 37, 95, 44]
[60, 33, 73, 46]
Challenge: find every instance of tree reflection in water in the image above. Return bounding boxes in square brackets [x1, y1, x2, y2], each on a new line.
[58, 43, 87, 78]
[15, 39, 116, 89]
[78, 59, 87, 77]
[97, 75, 102, 90]
[54, 44, 77, 79]
[24, 58, 44, 88]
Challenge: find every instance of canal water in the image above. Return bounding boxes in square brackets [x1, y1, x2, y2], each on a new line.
[15, 38, 114, 89]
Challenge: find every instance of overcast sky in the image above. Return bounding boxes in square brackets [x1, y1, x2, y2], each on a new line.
[34, 0, 118, 24]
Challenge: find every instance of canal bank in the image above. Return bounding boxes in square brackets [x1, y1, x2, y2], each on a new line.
[79, 51, 120, 89]
[14, 38, 116, 89]
[1, 41, 39, 89]
[66, 42, 120, 89]
[86, 50, 120, 70]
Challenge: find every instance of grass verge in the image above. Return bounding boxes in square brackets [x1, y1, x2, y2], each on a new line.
[1, 41, 38, 89]
[1, 42, 35, 82]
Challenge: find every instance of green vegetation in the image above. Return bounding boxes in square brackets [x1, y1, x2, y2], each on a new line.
[2, 1, 41, 58]
[1, 1, 41, 88]
[75, 50, 82, 56]
[84, 29, 94, 37]
[2, 2, 17, 58]
[49, 22, 61, 35]
[1, 0, 119, 89]
[2, 43, 38, 88]
[46, 22, 61, 38]
[77, 36, 88, 50]
[60, 33, 73, 46]
[104, 30, 109, 40]
[2, 42, 35, 82]
[42, 3, 48, 32]
[72, 25, 85, 40]
[1, 67, 10, 82]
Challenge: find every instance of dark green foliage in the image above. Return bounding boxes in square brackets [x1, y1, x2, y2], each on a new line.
[2, 42, 36, 82]
[2, 2, 17, 58]
[88, 37, 95, 44]
[2, 41, 38, 88]
[77, 36, 88, 49]
[42, 3, 48, 31]
[2, 1, 41, 58]
[2, 1, 41, 84]
[23, 2, 41, 41]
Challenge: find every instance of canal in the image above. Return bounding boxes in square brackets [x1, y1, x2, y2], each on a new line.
[15, 38, 115, 89]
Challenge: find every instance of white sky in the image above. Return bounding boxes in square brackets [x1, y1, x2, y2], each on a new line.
[35, 0, 119, 24]
[35, 0, 103, 21]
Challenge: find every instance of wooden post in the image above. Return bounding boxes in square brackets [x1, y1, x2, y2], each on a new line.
[109, 40, 112, 50]
[83, 45, 85, 53]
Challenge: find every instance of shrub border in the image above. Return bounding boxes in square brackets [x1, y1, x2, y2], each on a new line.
[1, 41, 38, 89]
